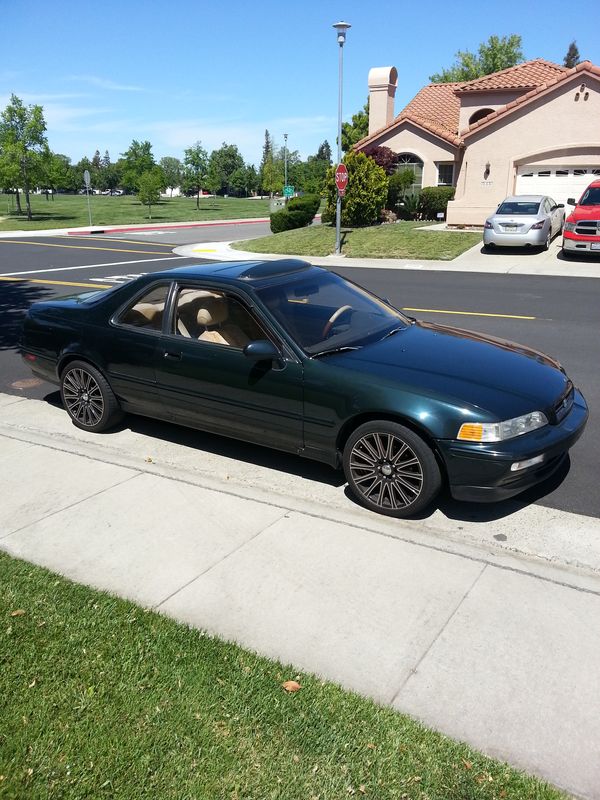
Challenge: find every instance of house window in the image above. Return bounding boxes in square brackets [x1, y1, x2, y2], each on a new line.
[437, 163, 454, 186]
[556, 170, 569, 176]
[574, 169, 588, 176]
[396, 154, 423, 193]
[468, 108, 494, 125]
[537, 171, 551, 177]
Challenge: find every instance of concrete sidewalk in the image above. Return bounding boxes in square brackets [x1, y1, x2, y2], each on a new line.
[174, 238, 600, 279]
[1, 392, 599, 798]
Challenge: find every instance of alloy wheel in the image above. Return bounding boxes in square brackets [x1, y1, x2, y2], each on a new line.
[62, 367, 105, 427]
[349, 431, 424, 511]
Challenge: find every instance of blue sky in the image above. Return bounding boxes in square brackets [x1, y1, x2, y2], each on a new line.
[2, 0, 598, 167]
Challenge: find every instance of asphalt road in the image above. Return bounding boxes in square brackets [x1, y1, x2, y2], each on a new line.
[0, 228, 597, 520]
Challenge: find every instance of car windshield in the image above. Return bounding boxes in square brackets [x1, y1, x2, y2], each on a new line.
[255, 270, 409, 355]
[579, 187, 600, 206]
[496, 201, 541, 215]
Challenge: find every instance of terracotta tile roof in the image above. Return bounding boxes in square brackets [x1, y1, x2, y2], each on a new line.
[456, 58, 567, 92]
[354, 59, 599, 150]
[397, 82, 462, 134]
[465, 60, 600, 136]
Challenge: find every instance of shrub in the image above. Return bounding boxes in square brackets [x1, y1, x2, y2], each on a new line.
[419, 186, 455, 220]
[288, 193, 320, 218]
[387, 169, 415, 211]
[363, 145, 399, 175]
[269, 209, 312, 233]
[396, 192, 421, 221]
[323, 150, 388, 227]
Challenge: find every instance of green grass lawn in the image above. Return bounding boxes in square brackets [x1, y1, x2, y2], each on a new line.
[0, 193, 273, 231]
[233, 222, 482, 260]
[0, 552, 564, 799]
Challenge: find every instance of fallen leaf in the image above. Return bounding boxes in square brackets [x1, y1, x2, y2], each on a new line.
[145, 457, 153, 463]
[292, 755, 300, 763]
[359, 785, 366, 794]
[462, 759, 473, 770]
[10, 609, 26, 617]
[282, 680, 301, 693]
[28, 679, 36, 689]
[366, 743, 376, 750]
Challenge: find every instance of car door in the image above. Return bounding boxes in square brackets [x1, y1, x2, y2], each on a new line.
[103, 281, 172, 416]
[155, 283, 304, 453]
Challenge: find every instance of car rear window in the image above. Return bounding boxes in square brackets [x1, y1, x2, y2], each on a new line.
[496, 201, 541, 215]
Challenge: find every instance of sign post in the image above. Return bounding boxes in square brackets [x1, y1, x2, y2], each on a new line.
[283, 185, 294, 198]
[83, 169, 92, 227]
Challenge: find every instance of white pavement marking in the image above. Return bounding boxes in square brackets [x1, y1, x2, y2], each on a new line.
[90, 273, 146, 284]
[0, 255, 185, 277]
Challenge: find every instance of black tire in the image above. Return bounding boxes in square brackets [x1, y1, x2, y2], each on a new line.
[60, 360, 123, 432]
[542, 230, 551, 251]
[343, 421, 441, 517]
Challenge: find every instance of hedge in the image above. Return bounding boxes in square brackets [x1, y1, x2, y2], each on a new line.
[419, 186, 455, 220]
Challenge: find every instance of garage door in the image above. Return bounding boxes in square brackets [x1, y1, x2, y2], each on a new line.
[515, 166, 600, 209]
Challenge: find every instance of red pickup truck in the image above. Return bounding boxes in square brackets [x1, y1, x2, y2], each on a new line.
[562, 179, 600, 257]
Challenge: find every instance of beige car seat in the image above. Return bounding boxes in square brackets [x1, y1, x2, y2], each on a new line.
[196, 297, 250, 347]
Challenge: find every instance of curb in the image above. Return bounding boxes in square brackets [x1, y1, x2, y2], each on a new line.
[67, 217, 271, 236]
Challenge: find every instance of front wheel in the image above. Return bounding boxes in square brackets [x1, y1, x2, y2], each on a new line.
[343, 421, 441, 517]
[60, 360, 123, 432]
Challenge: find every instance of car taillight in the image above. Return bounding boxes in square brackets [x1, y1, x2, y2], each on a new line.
[24, 353, 37, 362]
[484, 221, 493, 229]
[530, 221, 545, 229]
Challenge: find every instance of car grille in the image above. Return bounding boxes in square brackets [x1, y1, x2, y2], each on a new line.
[574, 220, 600, 237]
[551, 382, 574, 424]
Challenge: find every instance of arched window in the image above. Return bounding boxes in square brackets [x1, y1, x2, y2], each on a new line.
[396, 153, 423, 192]
[469, 108, 494, 126]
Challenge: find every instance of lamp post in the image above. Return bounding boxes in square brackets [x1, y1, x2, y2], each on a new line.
[283, 132, 288, 201]
[333, 21, 350, 256]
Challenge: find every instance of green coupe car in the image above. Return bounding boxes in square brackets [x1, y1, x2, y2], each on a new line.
[21, 259, 588, 518]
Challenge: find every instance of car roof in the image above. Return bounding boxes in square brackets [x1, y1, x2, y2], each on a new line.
[499, 195, 545, 203]
[151, 258, 316, 286]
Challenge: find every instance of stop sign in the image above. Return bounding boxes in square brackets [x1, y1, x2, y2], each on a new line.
[335, 163, 348, 194]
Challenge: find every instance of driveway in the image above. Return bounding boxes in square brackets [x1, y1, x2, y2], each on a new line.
[456, 235, 566, 268]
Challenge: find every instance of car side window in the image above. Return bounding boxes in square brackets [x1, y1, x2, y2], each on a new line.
[173, 287, 264, 349]
[117, 284, 170, 331]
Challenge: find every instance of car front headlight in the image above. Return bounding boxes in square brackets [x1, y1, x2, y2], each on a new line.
[564, 222, 576, 232]
[457, 411, 548, 442]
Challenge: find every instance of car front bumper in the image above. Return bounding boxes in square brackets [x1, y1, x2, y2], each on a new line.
[437, 389, 588, 503]
[562, 234, 600, 253]
[483, 228, 547, 247]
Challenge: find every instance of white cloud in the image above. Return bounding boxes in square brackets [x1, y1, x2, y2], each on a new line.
[147, 114, 335, 162]
[69, 75, 146, 92]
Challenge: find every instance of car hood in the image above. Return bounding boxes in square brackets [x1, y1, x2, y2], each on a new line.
[328, 321, 568, 418]
[567, 206, 600, 222]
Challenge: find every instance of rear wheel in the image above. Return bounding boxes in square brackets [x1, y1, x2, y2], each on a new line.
[343, 421, 441, 517]
[60, 360, 123, 432]
[542, 230, 551, 251]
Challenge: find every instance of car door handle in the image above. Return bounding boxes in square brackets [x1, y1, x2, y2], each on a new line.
[163, 351, 182, 361]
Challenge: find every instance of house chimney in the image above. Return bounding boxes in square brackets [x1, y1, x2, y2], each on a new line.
[367, 66, 398, 136]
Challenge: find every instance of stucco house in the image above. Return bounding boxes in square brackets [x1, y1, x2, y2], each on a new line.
[355, 59, 600, 226]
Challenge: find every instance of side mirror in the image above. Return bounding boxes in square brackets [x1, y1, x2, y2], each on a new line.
[567, 198, 576, 206]
[556, 203, 564, 209]
[243, 339, 282, 363]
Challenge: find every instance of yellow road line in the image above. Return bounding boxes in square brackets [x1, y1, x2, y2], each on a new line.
[0, 276, 110, 289]
[402, 307, 536, 320]
[59, 235, 177, 247]
[0, 240, 173, 256]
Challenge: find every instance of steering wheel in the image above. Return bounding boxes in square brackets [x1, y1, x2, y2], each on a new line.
[321, 305, 353, 339]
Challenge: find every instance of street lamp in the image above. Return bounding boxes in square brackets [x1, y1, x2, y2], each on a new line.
[283, 133, 288, 201]
[333, 21, 350, 256]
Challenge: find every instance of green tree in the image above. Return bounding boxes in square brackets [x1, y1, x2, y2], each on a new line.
[429, 35, 524, 83]
[316, 140, 332, 163]
[563, 41, 580, 68]
[120, 139, 155, 193]
[160, 156, 183, 197]
[208, 143, 244, 195]
[43, 153, 75, 195]
[137, 169, 164, 219]
[323, 150, 387, 227]
[0, 94, 48, 219]
[341, 101, 369, 152]
[183, 141, 208, 208]
[259, 129, 272, 194]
